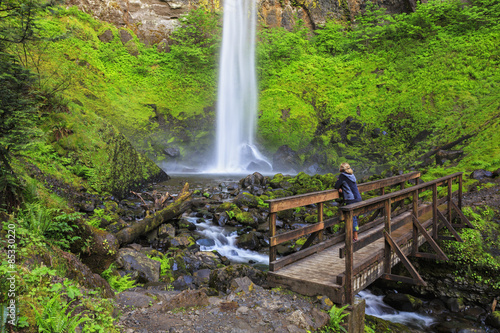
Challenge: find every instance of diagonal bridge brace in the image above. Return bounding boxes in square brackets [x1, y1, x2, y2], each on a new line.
[450, 200, 474, 229]
[380, 230, 427, 286]
[411, 214, 448, 261]
[437, 209, 464, 242]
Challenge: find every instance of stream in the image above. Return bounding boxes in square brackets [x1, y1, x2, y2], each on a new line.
[150, 173, 495, 333]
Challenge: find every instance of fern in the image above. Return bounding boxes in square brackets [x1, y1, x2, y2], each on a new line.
[31, 295, 89, 333]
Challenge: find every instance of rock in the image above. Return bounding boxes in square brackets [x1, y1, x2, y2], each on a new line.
[229, 277, 260, 294]
[193, 269, 211, 287]
[196, 238, 215, 247]
[169, 236, 192, 248]
[310, 307, 330, 329]
[59, 249, 114, 298]
[446, 297, 465, 312]
[486, 311, 500, 328]
[435, 150, 464, 165]
[165, 147, 181, 158]
[158, 223, 176, 238]
[492, 168, 500, 178]
[470, 169, 493, 180]
[80, 227, 119, 274]
[272, 145, 301, 173]
[98, 29, 114, 43]
[236, 231, 261, 251]
[161, 289, 209, 312]
[288, 310, 315, 329]
[172, 275, 195, 291]
[383, 293, 423, 312]
[239, 172, 266, 188]
[119, 29, 133, 44]
[116, 248, 161, 283]
[209, 264, 268, 293]
[115, 291, 154, 308]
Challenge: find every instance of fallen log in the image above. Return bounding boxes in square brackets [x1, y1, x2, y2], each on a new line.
[115, 183, 192, 245]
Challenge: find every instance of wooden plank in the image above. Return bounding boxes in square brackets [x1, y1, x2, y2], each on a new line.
[433, 183, 438, 239]
[411, 214, 448, 261]
[384, 230, 426, 286]
[318, 202, 324, 242]
[269, 213, 277, 265]
[357, 172, 421, 193]
[384, 199, 391, 275]
[345, 210, 354, 305]
[450, 200, 474, 228]
[437, 209, 463, 242]
[267, 189, 340, 213]
[380, 274, 427, 286]
[270, 233, 345, 271]
[269, 217, 339, 246]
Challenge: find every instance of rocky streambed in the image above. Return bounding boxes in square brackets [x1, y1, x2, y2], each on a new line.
[68, 171, 500, 333]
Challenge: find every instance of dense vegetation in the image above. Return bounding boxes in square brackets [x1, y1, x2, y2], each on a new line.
[0, 0, 499, 331]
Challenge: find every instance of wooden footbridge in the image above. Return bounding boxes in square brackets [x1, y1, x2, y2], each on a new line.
[265, 172, 473, 305]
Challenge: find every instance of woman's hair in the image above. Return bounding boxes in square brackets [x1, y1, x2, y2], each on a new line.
[339, 162, 353, 174]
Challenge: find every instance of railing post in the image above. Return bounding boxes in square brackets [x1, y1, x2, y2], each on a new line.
[384, 199, 392, 275]
[458, 173, 463, 210]
[345, 210, 354, 305]
[432, 183, 438, 239]
[269, 212, 277, 266]
[448, 178, 452, 222]
[318, 202, 324, 242]
[412, 190, 418, 256]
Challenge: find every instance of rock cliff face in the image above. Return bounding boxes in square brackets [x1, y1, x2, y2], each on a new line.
[65, 0, 416, 43]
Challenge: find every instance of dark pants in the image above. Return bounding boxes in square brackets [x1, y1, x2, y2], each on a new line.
[344, 199, 360, 232]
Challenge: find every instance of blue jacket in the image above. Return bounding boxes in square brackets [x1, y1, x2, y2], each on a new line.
[334, 172, 362, 202]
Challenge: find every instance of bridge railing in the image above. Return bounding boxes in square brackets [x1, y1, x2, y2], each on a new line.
[339, 172, 466, 304]
[265, 172, 421, 272]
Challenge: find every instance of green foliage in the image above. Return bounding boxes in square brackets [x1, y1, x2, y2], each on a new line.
[31, 294, 89, 333]
[441, 206, 500, 289]
[170, 8, 221, 71]
[100, 264, 136, 293]
[148, 254, 172, 276]
[313, 304, 349, 332]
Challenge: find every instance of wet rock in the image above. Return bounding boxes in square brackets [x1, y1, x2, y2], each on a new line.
[470, 169, 493, 180]
[169, 236, 192, 248]
[383, 293, 423, 312]
[236, 231, 261, 251]
[233, 192, 260, 208]
[196, 238, 215, 247]
[214, 212, 229, 227]
[116, 248, 161, 283]
[239, 172, 266, 188]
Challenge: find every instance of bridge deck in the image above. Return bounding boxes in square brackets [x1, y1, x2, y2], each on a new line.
[267, 207, 440, 304]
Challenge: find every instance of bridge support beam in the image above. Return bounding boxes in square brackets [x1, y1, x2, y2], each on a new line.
[344, 297, 366, 333]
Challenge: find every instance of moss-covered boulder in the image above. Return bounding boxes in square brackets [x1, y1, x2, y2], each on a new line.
[209, 264, 268, 293]
[383, 293, 423, 312]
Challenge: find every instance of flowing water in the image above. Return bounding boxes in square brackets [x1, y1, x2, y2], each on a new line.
[212, 0, 271, 173]
[359, 290, 435, 330]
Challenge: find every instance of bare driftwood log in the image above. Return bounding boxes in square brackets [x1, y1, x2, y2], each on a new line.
[115, 183, 192, 245]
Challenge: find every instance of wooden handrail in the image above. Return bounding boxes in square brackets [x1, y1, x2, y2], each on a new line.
[265, 171, 421, 213]
[339, 172, 462, 213]
[266, 172, 421, 265]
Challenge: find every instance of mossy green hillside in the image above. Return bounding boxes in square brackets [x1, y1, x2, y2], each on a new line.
[16, 1, 500, 175]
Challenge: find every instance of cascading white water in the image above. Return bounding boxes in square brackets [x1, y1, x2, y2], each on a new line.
[212, 0, 272, 173]
[359, 290, 435, 330]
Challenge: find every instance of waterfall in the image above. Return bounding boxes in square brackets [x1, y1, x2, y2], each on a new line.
[212, 0, 272, 173]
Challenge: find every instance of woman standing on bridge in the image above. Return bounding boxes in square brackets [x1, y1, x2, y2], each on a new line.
[334, 163, 362, 241]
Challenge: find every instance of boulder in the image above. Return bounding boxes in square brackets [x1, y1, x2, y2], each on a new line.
[116, 248, 161, 283]
[470, 169, 493, 180]
[209, 264, 268, 293]
[165, 147, 181, 158]
[435, 150, 464, 165]
[236, 231, 261, 251]
[161, 289, 209, 312]
[486, 311, 500, 329]
[115, 291, 154, 308]
[383, 293, 423, 312]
